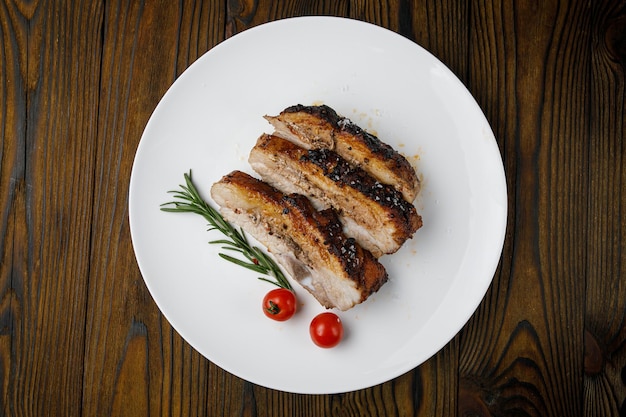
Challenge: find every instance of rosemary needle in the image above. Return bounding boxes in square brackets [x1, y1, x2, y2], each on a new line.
[160, 171, 293, 291]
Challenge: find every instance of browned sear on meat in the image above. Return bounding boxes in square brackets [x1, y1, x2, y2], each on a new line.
[265, 104, 420, 203]
[249, 133, 421, 258]
[211, 171, 388, 311]
[210, 104, 422, 310]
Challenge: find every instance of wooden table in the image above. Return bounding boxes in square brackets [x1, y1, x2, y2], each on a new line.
[2, 1, 625, 415]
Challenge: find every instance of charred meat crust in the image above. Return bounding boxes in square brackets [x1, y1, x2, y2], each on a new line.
[301, 148, 418, 229]
[267, 104, 420, 202]
[283, 104, 397, 160]
[279, 194, 384, 291]
[250, 134, 422, 256]
[213, 171, 388, 303]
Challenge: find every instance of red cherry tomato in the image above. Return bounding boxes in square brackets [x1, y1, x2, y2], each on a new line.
[309, 312, 344, 348]
[262, 288, 297, 321]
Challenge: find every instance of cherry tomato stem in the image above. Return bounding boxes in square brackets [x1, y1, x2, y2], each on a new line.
[262, 288, 297, 321]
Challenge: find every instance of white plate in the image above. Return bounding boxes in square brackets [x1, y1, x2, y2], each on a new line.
[129, 16, 507, 394]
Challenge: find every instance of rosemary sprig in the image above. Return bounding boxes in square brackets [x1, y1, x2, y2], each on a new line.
[160, 171, 293, 291]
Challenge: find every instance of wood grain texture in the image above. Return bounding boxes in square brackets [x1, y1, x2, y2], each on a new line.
[586, 1, 626, 416]
[0, 1, 102, 415]
[82, 1, 226, 416]
[226, 0, 349, 37]
[0, 0, 28, 408]
[83, 2, 162, 414]
[0, 0, 624, 416]
[458, 1, 592, 416]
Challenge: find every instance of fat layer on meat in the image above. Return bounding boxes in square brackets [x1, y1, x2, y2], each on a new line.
[264, 104, 420, 203]
[249, 134, 422, 258]
[210, 170, 388, 311]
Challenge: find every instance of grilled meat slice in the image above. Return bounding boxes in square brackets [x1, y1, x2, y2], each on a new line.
[264, 104, 420, 202]
[210, 170, 388, 311]
[249, 134, 422, 258]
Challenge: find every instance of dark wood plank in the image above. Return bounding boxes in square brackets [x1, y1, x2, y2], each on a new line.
[585, 1, 626, 416]
[226, 0, 349, 37]
[0, 0, 28, 408]
[175, 0, 227, 75]
[82, 1, 226, 416]
[0, 1, 103, 415]
[458, 1, 592, 416]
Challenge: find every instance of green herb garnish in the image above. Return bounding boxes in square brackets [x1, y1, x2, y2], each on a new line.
[161, 171, 293, 290]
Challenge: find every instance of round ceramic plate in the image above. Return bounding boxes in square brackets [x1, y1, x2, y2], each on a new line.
[129, 16, 507, 394]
